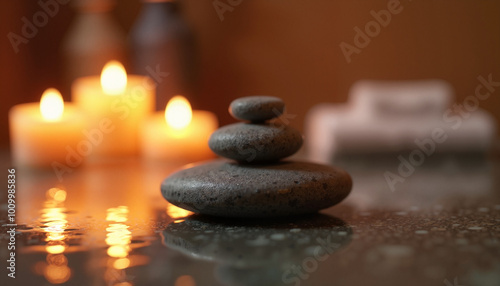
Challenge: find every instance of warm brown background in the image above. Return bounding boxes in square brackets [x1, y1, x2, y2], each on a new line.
[1, 0, 499, 149]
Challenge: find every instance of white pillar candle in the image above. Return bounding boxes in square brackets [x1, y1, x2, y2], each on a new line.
[141, 96, 218, 162]
[9, 88, 85, 168]
[72, 61, 155, 157]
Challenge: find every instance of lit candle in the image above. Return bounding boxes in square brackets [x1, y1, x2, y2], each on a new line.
[9, 88, 85, 168]
[72, 61, 155, 157]
[141, 96, 218, 162]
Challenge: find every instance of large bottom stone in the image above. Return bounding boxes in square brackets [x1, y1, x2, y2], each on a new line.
[161, 160, 352, 217]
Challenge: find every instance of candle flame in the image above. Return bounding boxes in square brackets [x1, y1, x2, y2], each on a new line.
[165, 96, 192, 130]
[101, 60, 127, 95]
[40, 88, 64, 122]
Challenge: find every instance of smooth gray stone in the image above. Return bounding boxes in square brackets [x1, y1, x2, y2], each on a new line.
[229, 96, 285, 122]
[208, 123, 303, 163]
[161, 160, 352, 217]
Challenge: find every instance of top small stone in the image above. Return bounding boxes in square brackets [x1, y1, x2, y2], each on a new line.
[229, 96, 285, 122]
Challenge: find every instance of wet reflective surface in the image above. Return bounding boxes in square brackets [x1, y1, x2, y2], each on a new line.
[163, 214, 351, 286]
[1, 154, 500, 286]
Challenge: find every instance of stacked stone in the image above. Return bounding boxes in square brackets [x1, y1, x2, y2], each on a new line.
[161, 96, 352, 218]
[209, 96, 302, 163]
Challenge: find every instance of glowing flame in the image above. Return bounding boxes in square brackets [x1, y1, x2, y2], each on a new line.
[100, 60, 127, 95]
[40, 88, 64, 122]
[165, 96, 192, 130]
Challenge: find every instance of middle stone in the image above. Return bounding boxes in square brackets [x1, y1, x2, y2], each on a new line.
[208, 123, 303, 163]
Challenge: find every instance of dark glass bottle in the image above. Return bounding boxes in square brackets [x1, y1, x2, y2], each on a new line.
[130, 0, 197, 110]
[62, 0, 127, 83]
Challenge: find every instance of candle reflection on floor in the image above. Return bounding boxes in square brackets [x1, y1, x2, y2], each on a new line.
[106, 206, 131, 258]
[37, 187, 72, 284]
[105, 206, 133, 285]
[166, 203, 193, 220]
[174, 274, 196, 286]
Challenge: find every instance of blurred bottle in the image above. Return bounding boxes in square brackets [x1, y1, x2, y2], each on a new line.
[62, 0, 127, 83]
[130, 0, 197, 110]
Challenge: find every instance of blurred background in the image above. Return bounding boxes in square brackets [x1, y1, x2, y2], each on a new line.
[2, 2, 500, 285]
[1, 0, 499, 150]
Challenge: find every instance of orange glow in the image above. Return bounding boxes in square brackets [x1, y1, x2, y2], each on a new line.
[46, 254, 68, 266]
[46, 188, 67, 202]
[107, 245, 129, 258]
[165, 96, 192, 130]
[113, 258, 131, 269]
[33, 261, 46, 275]
[106, 206, 132, 260]
[53, 190, 67, 202]
[105, 224, 131, 246]
[106, 206, 129, 222]
[46, 232, 65, 242]
[112, 282, 133, 286]
[175, 275, 196, 286]
[42, 208, 68, 240]
[42, 210, 67, 222]
[47, 187, 59, 198]
[44, 264, 71, 284]
[40, 187, 72, 284]
[42, 190, 68, 253]
[40, 88, 64, 122]
[46, 242, 66, 254]
[166, 204, 192, 219]
[101, 60, 127, 95]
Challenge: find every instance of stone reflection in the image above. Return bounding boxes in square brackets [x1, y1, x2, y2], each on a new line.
[162, 214, 352, 286]
[39, 187, 72, 284]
